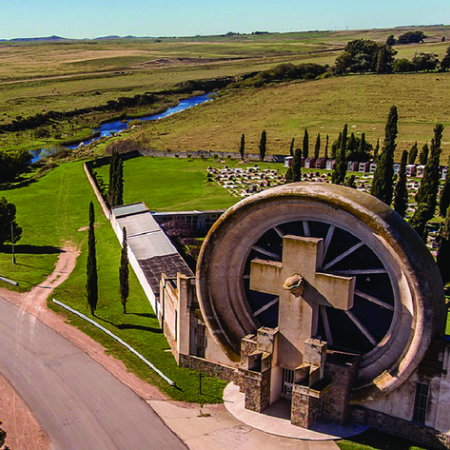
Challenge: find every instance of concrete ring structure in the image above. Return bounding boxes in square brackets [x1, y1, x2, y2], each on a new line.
[196, 182, 446, 400]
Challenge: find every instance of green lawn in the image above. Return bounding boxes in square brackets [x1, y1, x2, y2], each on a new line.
[0, 161, 225, 402]
[0, 162, 95, 290]
[94, 156, 285, 211]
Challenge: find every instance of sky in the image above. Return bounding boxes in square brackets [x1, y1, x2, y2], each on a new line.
[1, 0, 449, 40]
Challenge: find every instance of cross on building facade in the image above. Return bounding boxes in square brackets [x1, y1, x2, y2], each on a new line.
[250, 235, 355, 370]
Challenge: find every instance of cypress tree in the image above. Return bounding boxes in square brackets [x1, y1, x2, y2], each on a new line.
[358, 133, 367, 158]
[419, 143, 429, 165]
[314, 133, 321, 159]
[409, 203, 430, 242]
[393, 150, 409, 217]
[332, 124, 347, 185]
[437, 207, 450, 285]
[285, 148, 302, 183]
[331, 132, 341, 159]
[259, 130, 267, 162]
[303, 129, 309, 158]
[408, 141, 418, 164]
[289, 138, 295, 157]
[370, 106, 398, 205]
[119, 227, 129, 314]
[348, 133, 356, 154]
[373, 138, 380, 162]
[439, 158, 450, 217]
[324, 135, 329, 160]
[86, 201, 98, 316]
[109, 150, 119, 207]
[239, 133, 245, 160]
[115, 157, 124, 207]
[415, 124, 444, 221]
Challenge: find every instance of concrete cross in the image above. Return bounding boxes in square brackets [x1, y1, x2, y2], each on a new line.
[250, 235, 355, 366]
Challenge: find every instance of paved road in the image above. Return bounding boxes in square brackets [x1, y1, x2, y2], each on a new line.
[0, 297, 187, 450]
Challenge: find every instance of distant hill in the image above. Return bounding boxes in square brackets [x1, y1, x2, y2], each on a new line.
[9, 35, 69, 42]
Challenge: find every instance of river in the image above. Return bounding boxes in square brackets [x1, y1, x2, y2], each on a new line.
[31, 92, 213, 162]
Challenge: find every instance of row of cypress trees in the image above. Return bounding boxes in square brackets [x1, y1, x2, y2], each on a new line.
[109, 150, 124, 208]
[86, 202, 129, 316]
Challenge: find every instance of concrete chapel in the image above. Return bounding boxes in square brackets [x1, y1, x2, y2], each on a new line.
[156, 183, 450, 449]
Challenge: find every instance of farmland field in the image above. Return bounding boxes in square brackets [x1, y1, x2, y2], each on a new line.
[113, 72, 450, 160]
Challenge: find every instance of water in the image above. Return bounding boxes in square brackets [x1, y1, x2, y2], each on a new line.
[31, 92, 213, 162]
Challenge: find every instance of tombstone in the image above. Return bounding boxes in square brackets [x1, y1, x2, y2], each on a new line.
[347, 161, 358, 172]
[442, 167, 448, 180]
[406, 164, 416, 177]
[370, 162, 377, 173]
[305, 158, 316, 169]
[417, 165, 426, 177]
[359, 162, 370, 173]
[315, 158, 326, 169]
[393, 163, 400, 175]
[284, 156, 294, 168]
[326, 159, 335, 170]
[194, 183, 448, 444]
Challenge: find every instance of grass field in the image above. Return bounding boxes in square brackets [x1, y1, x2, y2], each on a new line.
[0, 161, 225, 402]
[111, 72, 450, 161]
[0, 25, 449, 122]
[94, 156, 285, 211]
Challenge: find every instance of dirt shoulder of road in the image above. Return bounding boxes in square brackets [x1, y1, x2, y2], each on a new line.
[0, 244, 166, 450]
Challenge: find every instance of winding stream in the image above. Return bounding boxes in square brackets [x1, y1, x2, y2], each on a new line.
[31, 92, 213, 162]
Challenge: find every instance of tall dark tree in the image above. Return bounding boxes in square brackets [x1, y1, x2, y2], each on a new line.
[324, 135, 329, 160]
[332, 124, 348, 185]
[259, 130, 267, 162]
[439, 158, 450, 217]
[386, 35, 396, 46]
[441, 45, 450, 71]
[314, 133, 321, 159]
[109, 150, 119, 206]
[409, 203, 430, 242]
[419, 143, 429, 165]
[285, 148, 302, 183]
[376, 45, 396, 73]
[289, 138, 295, 157]
[347, 133, 357, 154]
[239, 133, 245, 159]
[114, 157, 124, 207]
[331, 132, 341, 159]
[393, 150, 409, 217]
[303, 129, 309, 158]
[437, 207, 450, 285]
[86, 202, 98, 316]
[373, 138, 380, 162]
[408, 141, 419, 164]
[119, 227, 129, 314]
[415, 124, 444, 221]
[0, 197, 22, 246]
[370, 106, 398, 205]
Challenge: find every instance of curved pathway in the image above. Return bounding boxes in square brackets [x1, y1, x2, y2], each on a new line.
[0, 245, 183, 449]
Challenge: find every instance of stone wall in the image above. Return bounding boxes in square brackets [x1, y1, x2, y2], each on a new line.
[322, 355, 360, 424]
[241, 368, 271, 413]
[291, 385, 322, 428]
[178, 354, 237, 382]
[351, 406, 450, 450]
